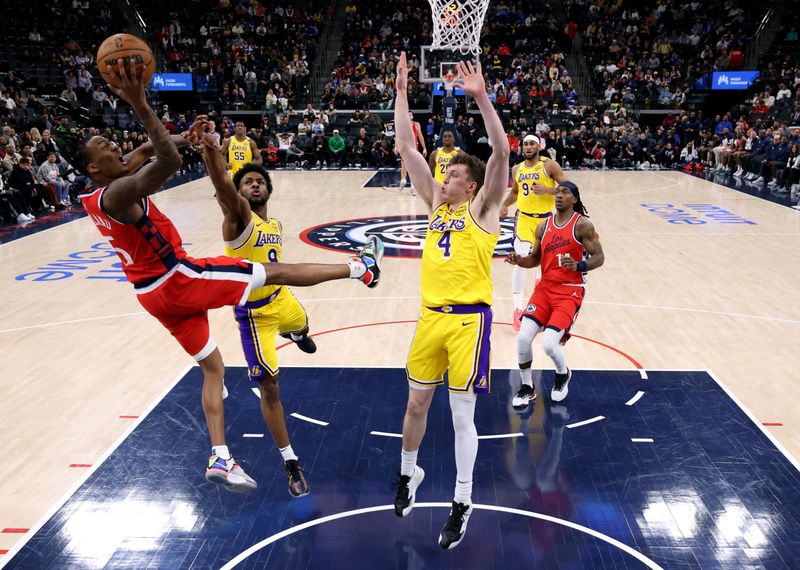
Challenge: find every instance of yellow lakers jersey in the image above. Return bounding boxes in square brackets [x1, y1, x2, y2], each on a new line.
[421, 200, 498, 306]
[224, 211, 283, 302]
[433, 147, 461, 184]
[228, 137, 253, 176]
[515, 157, 556, 215]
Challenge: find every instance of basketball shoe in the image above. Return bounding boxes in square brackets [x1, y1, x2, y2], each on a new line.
[512, 384, 536, 409]
[355, 235, 384, 288]
[284, 458, 310, 497]
[394, 466, 425, 517]
[551, 368, 572, 402]
[205, 455, 257, 493]
[438, 501, 472, 549]
[280, 332, 317, 354]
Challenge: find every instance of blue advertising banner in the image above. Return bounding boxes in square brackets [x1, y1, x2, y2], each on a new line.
[711, 71, 759, 90]
[150, 73, 193, 91]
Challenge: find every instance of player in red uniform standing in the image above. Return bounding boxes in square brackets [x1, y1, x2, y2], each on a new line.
[505, 181, 604, 406]
[76, 61, 384, 493]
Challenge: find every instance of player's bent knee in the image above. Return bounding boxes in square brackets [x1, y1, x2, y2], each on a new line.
[540, 329, 563, 356]
[258, 375, 280, 402]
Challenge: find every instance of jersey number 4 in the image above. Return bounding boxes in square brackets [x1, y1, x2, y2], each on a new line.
[437, 232, 452, 258]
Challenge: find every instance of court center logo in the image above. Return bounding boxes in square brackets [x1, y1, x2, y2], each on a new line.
[300, 215, 516, 259]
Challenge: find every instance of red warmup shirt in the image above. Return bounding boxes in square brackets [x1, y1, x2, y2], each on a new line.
[81, 185, 187, 285]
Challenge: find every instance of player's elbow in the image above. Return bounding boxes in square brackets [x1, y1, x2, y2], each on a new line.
[493, 140, 510, 160]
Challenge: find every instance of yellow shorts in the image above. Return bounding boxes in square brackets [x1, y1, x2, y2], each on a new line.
[514, 211, 551, 246]
[234, 287, 308, 381]
[406, 305, 493, 394]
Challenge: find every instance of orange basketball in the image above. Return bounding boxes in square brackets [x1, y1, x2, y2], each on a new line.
[96, 34, 156, 85]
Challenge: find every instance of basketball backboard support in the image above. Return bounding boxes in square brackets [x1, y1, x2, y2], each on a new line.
[420, 46, 480, 84]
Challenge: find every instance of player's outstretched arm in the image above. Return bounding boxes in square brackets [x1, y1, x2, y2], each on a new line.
[394, 52, 436, 210]
[196, 130, 250, 235]
[102, 61, 183, 213]
[120, 135, 191, 174]
[453, 60, 509, 211]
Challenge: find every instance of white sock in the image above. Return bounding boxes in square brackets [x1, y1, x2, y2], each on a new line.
[450, 392, 478, 505]
[520, 367, 533, 387]
[401, 448, 418, 477]
[290, 332, 304, 341]
[212, 445, 231, 461]
[541, 328, 567, 374]
[512, 265, 526, 310]
[279, 444, 298, 462]
[348, 259, 366, 279]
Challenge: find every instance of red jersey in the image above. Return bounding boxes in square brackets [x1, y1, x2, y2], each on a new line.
[539, 211, 587, 292]
[81, 186, 187, 285]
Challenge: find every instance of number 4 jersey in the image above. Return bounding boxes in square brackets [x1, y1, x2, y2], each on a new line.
[81, 185, 187, 285]
[421, 200, 498, 307]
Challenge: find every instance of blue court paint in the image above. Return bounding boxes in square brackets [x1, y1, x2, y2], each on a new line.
[640, 203, 757, 225]
[4, 367, 800, 569]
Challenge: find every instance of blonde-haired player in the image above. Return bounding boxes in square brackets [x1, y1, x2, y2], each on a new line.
[501, 134, 567, 331]
[393, 52, 509, 550]
[429, 129, 461, 186]
[222, 121, 262, 177]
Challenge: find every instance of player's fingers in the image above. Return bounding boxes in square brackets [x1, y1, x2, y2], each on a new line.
[466, 60, 475, 75]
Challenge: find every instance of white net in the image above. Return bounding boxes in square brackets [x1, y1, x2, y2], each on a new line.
[428, 0, 490, 56]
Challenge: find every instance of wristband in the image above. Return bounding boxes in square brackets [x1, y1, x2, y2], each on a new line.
[576, 260, 588, 273]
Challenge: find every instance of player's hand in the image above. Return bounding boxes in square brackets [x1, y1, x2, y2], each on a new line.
[500, 206, 509, 217]
[452, 60, 486, 98]
[182, 115, 211, 144]
[560, 256, 578, 271]
[197, 132, 221, 151]
[505, 253, 521, 265]
[105, 60, 147, 106]
[396, 51, 408, 93]
[421, 148, 428, 158]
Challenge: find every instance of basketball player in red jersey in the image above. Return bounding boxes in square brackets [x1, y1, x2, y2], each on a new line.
[76, 61, 384, 493]
[505, 181, 603, 405]
[399, 112, 427, 195]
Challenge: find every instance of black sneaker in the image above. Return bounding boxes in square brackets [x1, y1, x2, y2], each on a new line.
[280, 332, 317, 354]
[284, 459, 310, 497]
[393, 466, 425, 517]
[511, 384, 536, 409]
[551, 368, 572, 402]
[438, 501, 472, 549]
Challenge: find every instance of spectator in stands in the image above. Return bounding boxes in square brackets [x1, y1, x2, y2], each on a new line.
[38, 152, 70, 206]
[328, 129, 345, 166]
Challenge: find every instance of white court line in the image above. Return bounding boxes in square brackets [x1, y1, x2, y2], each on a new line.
[218, 502, 663, 570]
[631, 438, 654, 443]
[478, 432, 524, 440]
[566, 416, 605, 429]
[706, 369, 800, 474]
[369, 430, 402, 438]
[626, 391, 646, 406]
[0, 364, 193, 569]
[639, 369, 649, 380]
[289, 413, 329, 427]
[584, 300, 800, 326]
[0, 311, 148, 334]
[243, 434, 264, 438]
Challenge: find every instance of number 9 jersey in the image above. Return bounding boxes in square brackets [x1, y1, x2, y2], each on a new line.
[224, 211, 283, 304]
[421, 200, 498, 307]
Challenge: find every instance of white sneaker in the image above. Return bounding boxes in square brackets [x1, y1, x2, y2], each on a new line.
[394, 466, 425, 517]
[439, 501, 473, 549]
[512, 384, 536, 409]
[16, 213, 29, 224]
[753, 176, 764, 184]
[550, 369, 572, 403]
[23, 214, 35, 221]
[48, 205, 56, 211]
[734, 168, 744, 176]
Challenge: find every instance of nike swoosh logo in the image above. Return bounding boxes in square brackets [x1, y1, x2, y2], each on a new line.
[462, 321, 474, 326]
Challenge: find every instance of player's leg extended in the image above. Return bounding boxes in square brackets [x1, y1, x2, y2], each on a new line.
[514, 298, 549, 409]
[257, 235, 384, 288]
[396, 310, 447, 517]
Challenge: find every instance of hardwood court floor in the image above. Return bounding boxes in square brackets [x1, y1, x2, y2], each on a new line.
[1, 170, 798, 556]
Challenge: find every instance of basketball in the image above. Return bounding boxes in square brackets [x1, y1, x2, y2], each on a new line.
[96, 33, 155, 85]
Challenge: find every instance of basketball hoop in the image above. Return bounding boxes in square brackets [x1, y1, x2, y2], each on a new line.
[428, 0, 490, 56]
